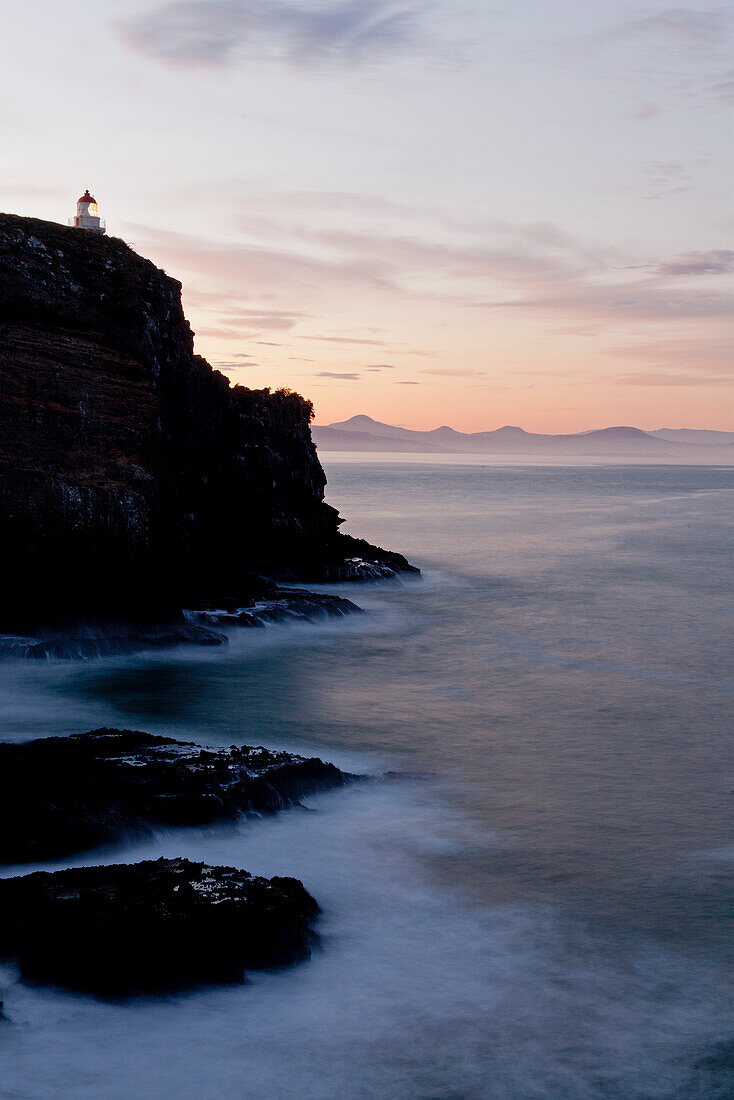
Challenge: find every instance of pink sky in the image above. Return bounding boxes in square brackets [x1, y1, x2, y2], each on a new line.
[1, 1, 732, 432]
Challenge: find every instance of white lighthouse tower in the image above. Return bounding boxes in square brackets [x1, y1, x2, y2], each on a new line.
[69, 190, 105, 234]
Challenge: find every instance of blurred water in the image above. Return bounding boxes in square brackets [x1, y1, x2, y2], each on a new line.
[1, 457, 733, 1099]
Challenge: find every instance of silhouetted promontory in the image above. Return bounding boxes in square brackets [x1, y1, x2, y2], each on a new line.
[0, 213, 416, 633]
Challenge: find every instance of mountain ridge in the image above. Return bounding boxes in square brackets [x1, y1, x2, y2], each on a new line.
[313, 416, 734, 459]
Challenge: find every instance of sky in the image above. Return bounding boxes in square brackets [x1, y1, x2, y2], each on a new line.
[1, 1, 733, 432]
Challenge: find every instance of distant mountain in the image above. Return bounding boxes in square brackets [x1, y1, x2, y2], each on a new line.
[312, 416, 734, 460]
[650, 428, 734, 446]
[309, 427, 445, 453]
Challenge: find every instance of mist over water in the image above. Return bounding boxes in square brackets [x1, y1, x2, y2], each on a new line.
[1, 458, 733, 1098]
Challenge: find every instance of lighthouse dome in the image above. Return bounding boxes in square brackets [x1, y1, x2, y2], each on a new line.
[77, 190, 96, 205]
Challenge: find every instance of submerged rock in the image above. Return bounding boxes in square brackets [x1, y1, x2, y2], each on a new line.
[0, 857, 319, 994]
[0, 728, 352, 865]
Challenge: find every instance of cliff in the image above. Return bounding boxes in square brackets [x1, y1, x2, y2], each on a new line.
[0, 213, 414, 623]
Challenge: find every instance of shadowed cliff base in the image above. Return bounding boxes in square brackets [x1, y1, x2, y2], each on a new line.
[0, 213, 417, 636]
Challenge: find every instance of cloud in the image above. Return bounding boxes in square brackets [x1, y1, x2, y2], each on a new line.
[657, 250, 734, 276]
[124, 222, 394, 302]
[129, 213, 733, 390]
[118, 0, 421, 69]
[606, 9, 727, 50]
[213, 307, 307, 329]
[636, 102, 662, 119]
[709, 70, 734, 101]
[420, 367, 486, 378]
[128, 207, 607, 332]
[306, 334, 387, 345]
[316, 370, 362, 380]
[395, 379, 419, 384]
[565, 7, 734, 113]
[616, 371, 734, 387]
[474, 282, 734, 323]
[605, 336, 733, 374]
[214, 359, 259, 369]
[643, 161, 691, 200]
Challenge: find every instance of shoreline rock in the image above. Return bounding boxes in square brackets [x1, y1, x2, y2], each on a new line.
[1, 586, 363, 660]
[0, 728, 354, 866]
[0, 857, 319, 995]
[184, 585, 362, 629]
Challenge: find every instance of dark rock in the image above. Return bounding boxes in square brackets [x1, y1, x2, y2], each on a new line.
[185, 587, 362, 629]
[0, 857, 319, 994]
[294, 534, 420, 583]
[0, 213, 417, 631]
[0, 588, 361, 659]
[0, 728, 353, 865]
[0, 618, 227, 660]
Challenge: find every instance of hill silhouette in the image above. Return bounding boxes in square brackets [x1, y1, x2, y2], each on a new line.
[313, 417, 734, 459]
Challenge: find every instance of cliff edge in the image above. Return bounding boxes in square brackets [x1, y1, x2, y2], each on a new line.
[0, 213, 415, 623]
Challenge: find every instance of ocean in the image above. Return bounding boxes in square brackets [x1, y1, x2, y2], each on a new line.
[1, 455, 733, 1099]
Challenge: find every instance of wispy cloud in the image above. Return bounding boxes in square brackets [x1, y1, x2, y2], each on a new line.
[617, 371, 734, 387]
[606, 336, 733, 374]
[129, 222, 392, 291]
[316, 370, 362, 380]
[215, 359, 259, 369]
[475, 282, 734, 323]
[118, 0, 422, 69]
[212, 307, 307, 329]
[306, 334, 387, 345]
[562, 6, 734, 114]
[656, 249, 734, 276]
[644, 160, 691, 200]
[420, 367, 486, 378]
[708, 69, 734, 101]
[605, 8, 727, 50]
[127, 202, 733, 394]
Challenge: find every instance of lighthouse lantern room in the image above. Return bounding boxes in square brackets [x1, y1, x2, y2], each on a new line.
[69, 190, 106, 234]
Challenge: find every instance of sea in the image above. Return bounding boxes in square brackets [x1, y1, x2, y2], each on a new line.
[1, 455, 733, 1100]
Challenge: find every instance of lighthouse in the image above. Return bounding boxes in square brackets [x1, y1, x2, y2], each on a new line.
[69, 190, 105, 234]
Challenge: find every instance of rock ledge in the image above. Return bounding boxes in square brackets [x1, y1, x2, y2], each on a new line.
[0, 857, 319, 994]
[0, 728, 352, 865]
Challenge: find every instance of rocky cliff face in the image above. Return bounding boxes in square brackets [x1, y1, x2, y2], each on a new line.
[0, 213, 414, 622]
